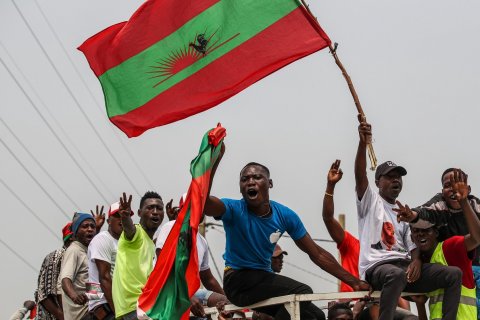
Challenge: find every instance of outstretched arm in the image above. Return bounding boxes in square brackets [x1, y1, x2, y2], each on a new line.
[355, 115, 371, 201]
[322, 160, 345, 244]
[294, 233, 369, 291]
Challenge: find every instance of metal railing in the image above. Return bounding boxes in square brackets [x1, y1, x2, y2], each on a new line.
[203, 291, 418, 320]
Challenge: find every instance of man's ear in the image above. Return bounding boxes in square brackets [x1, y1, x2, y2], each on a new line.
[138, 209, 141, 217]
[375, 179, 380, 188]
[469, 185, 472, 195]
[269, 179, 273, 188]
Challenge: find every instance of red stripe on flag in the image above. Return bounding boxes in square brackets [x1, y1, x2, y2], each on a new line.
[110, 7, 330, 137]
[79, 0, 220, 77]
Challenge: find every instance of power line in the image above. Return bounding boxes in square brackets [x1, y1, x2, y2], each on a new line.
[0, 54, 111, 204]
[0, 117, 81, 210]
[0, 237, 38, 273]
[206, 237, 223, 281]
[11, 0, 141, 197]
[0, 41, 115, 202]
[283, 261, 338, 285]
[32, 0, 155, 190]
[0, 134, 70, 219]
[0, 176, 59, 240]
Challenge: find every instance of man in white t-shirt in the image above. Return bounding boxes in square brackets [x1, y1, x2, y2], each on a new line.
[354, 116, 462, 320]
[87, 202, 127, 319]
[156, 201, 228, 318]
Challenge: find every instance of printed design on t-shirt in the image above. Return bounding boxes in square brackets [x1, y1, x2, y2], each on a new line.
[269, 229, 281, 243]
[371, 221, 404, 252]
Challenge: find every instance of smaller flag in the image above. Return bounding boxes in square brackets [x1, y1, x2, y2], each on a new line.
[137, 124, 226, 319]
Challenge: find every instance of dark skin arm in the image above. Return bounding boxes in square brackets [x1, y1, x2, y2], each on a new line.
[200, 268, 225, 295]
[95, 259, 115, 313]
[39, 295, 64, 320]
[354, 115, 371, 201]
[61, 278, 88, 305]
[203, 144, 226, 217]
[450, 169, 480, 250]
[119, 193, 135, 240]
[322, 160, 345, 244]
[294, 233, 370, 291]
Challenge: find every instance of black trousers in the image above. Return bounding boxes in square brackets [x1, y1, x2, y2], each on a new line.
[224, 269, 325, 320]
[366, 259, 462, 320]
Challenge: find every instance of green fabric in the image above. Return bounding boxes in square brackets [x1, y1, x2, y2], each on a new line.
[112, 225, 155, 317]
[99, 0, 298, 117]
[429, 242, 477, 320]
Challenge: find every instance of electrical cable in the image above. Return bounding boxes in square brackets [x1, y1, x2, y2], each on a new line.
[0, 237, 39, 273]
[32, 0, 155, 190]
[0, 134, 70, 219]
[0, 54, 111, 204]
[10, 0, 141, 197]
[0, 176, 59, 240]
[0, 118, 81, 210]
[0, 41, 116, 201]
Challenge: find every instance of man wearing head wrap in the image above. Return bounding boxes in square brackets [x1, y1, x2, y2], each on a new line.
[60, 212, 96, 319]
[35, 222, 73, 320]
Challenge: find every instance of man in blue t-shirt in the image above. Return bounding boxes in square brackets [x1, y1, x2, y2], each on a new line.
[204, 160, 370, 320]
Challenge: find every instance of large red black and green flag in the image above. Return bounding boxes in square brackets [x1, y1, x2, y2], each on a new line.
[137, 124, 226, 320]
[79, 0, 330, 137]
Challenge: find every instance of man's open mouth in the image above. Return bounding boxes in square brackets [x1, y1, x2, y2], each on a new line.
[247, 189, 258, 198]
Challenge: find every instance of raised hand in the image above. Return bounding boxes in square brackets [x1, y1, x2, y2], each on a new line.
[119, 193, 132, 218]
[91, 205, 105, 230]
[166, 199, 178, 221]
[327, 160, 343, 185]
[393, 200, 417, 223]
[357, 114, 372, 145]
[450, 169, 469, 201]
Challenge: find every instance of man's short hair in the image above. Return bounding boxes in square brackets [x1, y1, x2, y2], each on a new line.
[139, 191, 162, 209]
[240, 162, 270, 177]
[441, 168, 466, 183]
[328, 302, 353, 319]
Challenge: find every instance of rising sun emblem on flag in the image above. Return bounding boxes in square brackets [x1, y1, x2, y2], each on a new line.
[147, 28, 240, 88]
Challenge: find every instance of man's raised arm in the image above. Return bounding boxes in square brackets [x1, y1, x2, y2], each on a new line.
[119, 193, 135, 240]
[355, 115, 371, 201]
[322, 160, 346, 244]
[204, 144, 226, 217]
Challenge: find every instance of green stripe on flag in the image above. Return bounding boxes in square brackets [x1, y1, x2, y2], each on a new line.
[99, 0, 299, 118]
[147, 210, 192, 318]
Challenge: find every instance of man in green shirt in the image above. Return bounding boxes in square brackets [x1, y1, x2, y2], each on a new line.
[112, 191, 164, 320]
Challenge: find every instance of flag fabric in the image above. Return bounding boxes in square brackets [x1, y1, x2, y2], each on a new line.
[79, 0, 330, 137]
[137, 124, 226, 320]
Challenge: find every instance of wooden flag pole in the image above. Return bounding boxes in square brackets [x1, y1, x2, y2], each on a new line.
[299, 0, 378, 170]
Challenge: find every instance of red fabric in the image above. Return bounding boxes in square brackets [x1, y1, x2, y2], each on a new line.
[337, 231, 360, 292]
[109, 7, 330, 137]
[78, 0, 220, 77]
[442, 236, 475, 289]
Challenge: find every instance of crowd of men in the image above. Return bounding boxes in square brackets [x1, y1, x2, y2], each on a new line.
[9, 118, 480, 320]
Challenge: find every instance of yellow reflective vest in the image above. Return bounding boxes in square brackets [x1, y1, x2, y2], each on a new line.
[429, 241, 477, 320]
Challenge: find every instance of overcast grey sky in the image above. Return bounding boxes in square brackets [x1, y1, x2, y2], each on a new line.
[1, 0, 479, 317]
